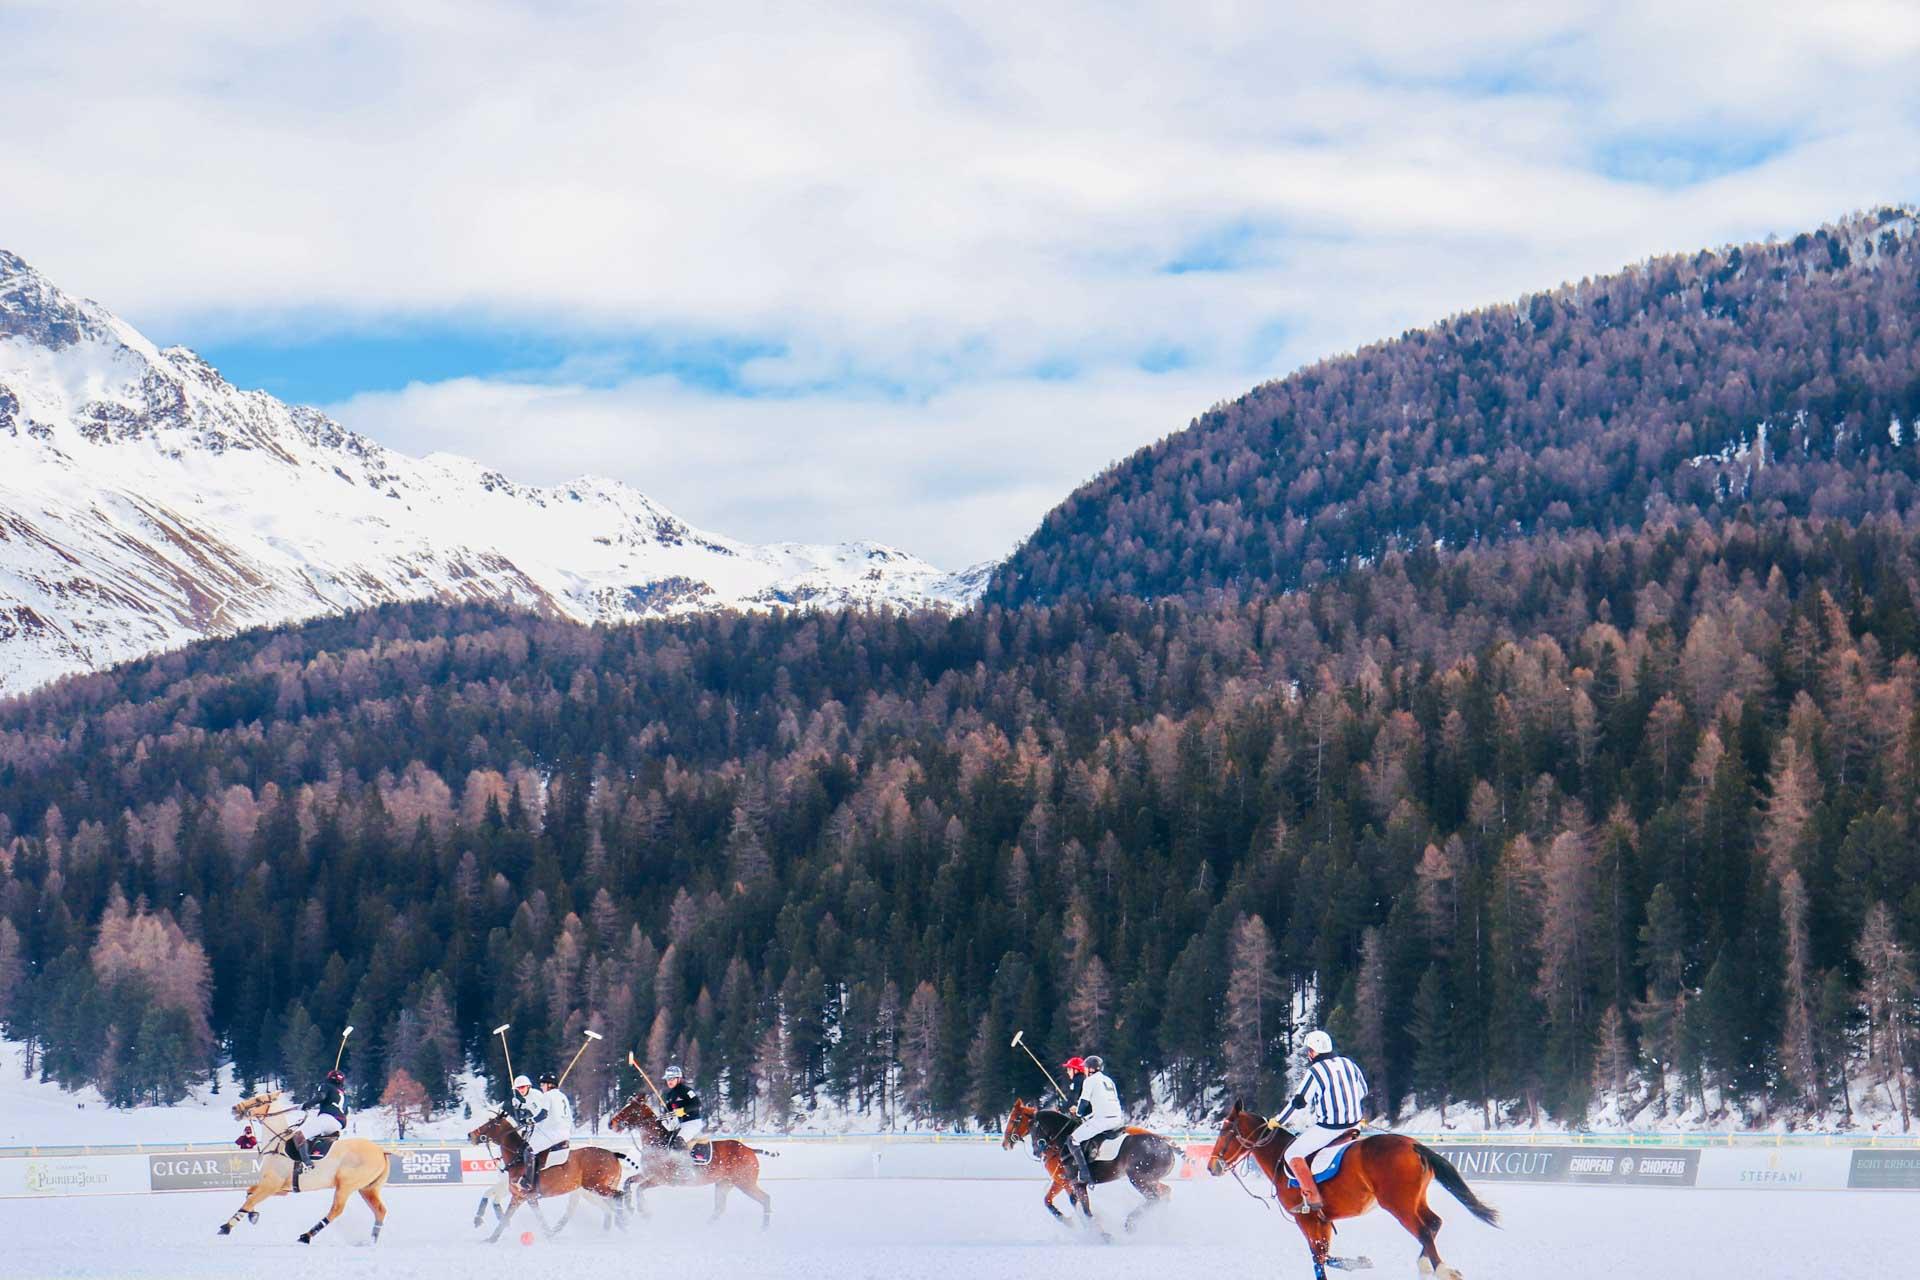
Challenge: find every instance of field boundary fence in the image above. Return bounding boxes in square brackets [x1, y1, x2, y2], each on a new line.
[4, 1131, 1920, 1198]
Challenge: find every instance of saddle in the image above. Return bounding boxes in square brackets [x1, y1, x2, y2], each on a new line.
[1087, 1129, 1129, 1163]
[308, 1134, 337, 1162]
[1285, 1129, 1362, 1184]
[689, 1140, 713, 1166]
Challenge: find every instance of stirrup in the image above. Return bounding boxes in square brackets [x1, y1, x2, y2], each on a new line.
[1290, 1197, 1325, 1216]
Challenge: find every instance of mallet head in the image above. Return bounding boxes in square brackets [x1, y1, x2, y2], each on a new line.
[493, 1023, 512, 1036]
[584, 1030, 604, 1041]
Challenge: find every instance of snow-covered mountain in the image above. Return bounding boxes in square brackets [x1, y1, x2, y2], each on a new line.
[0, 251, 991, 695]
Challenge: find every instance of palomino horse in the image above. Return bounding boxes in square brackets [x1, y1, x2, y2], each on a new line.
[466, 1111, 634, 1243]
[606, 1095, 774, 1227]
[1208, 1102, 1499, 1280]
[218, 1091, 392, 1244]
[1001, 1099, 1179, 1234]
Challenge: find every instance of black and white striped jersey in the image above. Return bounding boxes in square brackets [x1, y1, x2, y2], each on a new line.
[1298, 1054, 1369, 1127]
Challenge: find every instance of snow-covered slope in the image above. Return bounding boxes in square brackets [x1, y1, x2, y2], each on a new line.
[0, 250, 990, 696]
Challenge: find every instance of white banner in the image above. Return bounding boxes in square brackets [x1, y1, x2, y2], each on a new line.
[4, 1153, 149, 1197]
[1696, 1146, 1855, 1190]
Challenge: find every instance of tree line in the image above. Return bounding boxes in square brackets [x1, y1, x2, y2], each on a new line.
[2, 505, 1918, 1130]
[993, 207, 1920, 610]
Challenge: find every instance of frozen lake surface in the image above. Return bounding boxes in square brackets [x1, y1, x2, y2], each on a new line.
[2, 1175, 1905, 1279]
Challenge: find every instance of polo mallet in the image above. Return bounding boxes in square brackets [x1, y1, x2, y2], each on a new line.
[332, 1025, 354, 1073]
[1010, 1030, 1066, 1098]
[558, 1028, 603, 1087]
[493, 1022, 515, 1083]
[627, 1050, 668, 1108]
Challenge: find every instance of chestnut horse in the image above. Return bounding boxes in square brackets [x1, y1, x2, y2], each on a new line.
[1208, 1103, 1498, 1280]
[218, 1091, 392, 1244]
[467, 1111, 635, 1243]
[606, 1094, 774, 1228]
[1001, 1099, 1179, 1234]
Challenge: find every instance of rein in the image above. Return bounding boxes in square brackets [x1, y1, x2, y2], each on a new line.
[1217, 1113, 1290, 1209]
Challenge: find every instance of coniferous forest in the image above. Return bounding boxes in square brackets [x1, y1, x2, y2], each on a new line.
[4, 210, 1920, 1132]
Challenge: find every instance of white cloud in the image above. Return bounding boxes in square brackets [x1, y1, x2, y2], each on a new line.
[328, 365, 1228, 568]
[5, 1, 1920, 564]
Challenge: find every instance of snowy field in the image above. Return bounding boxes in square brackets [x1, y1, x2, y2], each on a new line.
[1, 1176, 1907, 1280]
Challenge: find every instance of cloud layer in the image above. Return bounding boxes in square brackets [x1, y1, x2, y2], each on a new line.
[6, 1, 1920, 564]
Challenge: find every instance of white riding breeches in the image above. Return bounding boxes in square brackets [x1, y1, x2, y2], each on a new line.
[674, 1118, 706, 1142]
[305, 1113, 343, 1140]
[1288, 1123, 1350, 1164]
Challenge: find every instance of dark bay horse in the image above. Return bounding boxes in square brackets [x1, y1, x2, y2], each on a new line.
[606, 1094, 774, 1228]
[1208, 1102, 1499, 1280]
[467, 1111, 633, 1243]
[1001, 1099, 1179, 1233]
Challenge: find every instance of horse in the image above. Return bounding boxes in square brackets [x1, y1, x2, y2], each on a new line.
[1207, 1102, 1499, 1280]
[1001, 1098, 1180, 1234]
[606, 1094, 775, 1228]
[466, 1110, 635, 1242]
[217, 1090, 392, 1244]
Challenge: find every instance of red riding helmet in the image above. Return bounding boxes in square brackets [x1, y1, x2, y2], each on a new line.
[1063, 1056, 1087, 1074]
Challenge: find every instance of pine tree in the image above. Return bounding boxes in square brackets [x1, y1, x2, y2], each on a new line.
[1408, 965, 1453, 1121]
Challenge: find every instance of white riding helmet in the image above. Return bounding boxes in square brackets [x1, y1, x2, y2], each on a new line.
[512, 1074, 532, 1092]
[664, 1064, 684, 1080]
[1304, 1030, 1334, 1056]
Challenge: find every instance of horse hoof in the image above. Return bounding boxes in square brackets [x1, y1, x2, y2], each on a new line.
[246, 1212, 259, 1224]
[298, 1234, 312, 1245]
[217, 1225, 231, 1236]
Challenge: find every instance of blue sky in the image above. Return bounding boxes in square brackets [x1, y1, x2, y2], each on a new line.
[6, 1, 1920, 565]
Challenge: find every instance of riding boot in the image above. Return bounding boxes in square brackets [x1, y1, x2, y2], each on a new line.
[1287, 1156, 1324, 1215]
[519, 1153, 540, 1195]
[287, 1135, 308, 1192]
[1069, 1138, 1093, 1190]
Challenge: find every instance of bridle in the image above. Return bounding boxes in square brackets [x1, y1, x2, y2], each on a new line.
[1018, 1107, 1073, 1163]
[238, 1099, 307, 1157]
[1214, 1110, 1290, 1209]
[610, 1097, 670, 1162]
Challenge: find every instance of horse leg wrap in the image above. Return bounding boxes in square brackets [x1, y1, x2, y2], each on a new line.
[299, 1217, 329, 1244]
[371, 1222, 383, 1243]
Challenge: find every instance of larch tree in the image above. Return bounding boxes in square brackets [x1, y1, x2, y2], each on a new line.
[1854, 902, 1916, 1131]
[381, 1067, 431, 1139]
[1221, 915, 1284, 1103]
[1778, 871, 1819, 1111]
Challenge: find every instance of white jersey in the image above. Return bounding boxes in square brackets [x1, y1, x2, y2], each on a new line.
[1076, 1070, 1126, 1133]
[529, 1086, 573, 1150]
[1296, 1055, 1369, 1128]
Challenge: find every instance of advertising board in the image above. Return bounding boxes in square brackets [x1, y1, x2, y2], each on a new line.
[10, 1154, 147, 1197]
[385, 1147, 463, 1185]
[148, 1152, 265, 1191]
[1421, 1144, 1696, 1186]
[1848, 1148, 1920, 1189]
[1696, 1146, 1854, 1190]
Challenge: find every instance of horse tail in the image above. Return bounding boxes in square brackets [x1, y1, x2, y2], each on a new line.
[615, 1150, 643, 1168]
[748, 1147, 779, 1157]
[1413, 1142, 1500, 1227]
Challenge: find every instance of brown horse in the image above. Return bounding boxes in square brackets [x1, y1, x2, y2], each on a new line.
[467, 1111, 635, 1243]
[1207, 1102, 1498, 1280]
[1001, 1099, 1179, 1234]
[606, 1094, 774, 1228]
[218, 1091, 392, 1244]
